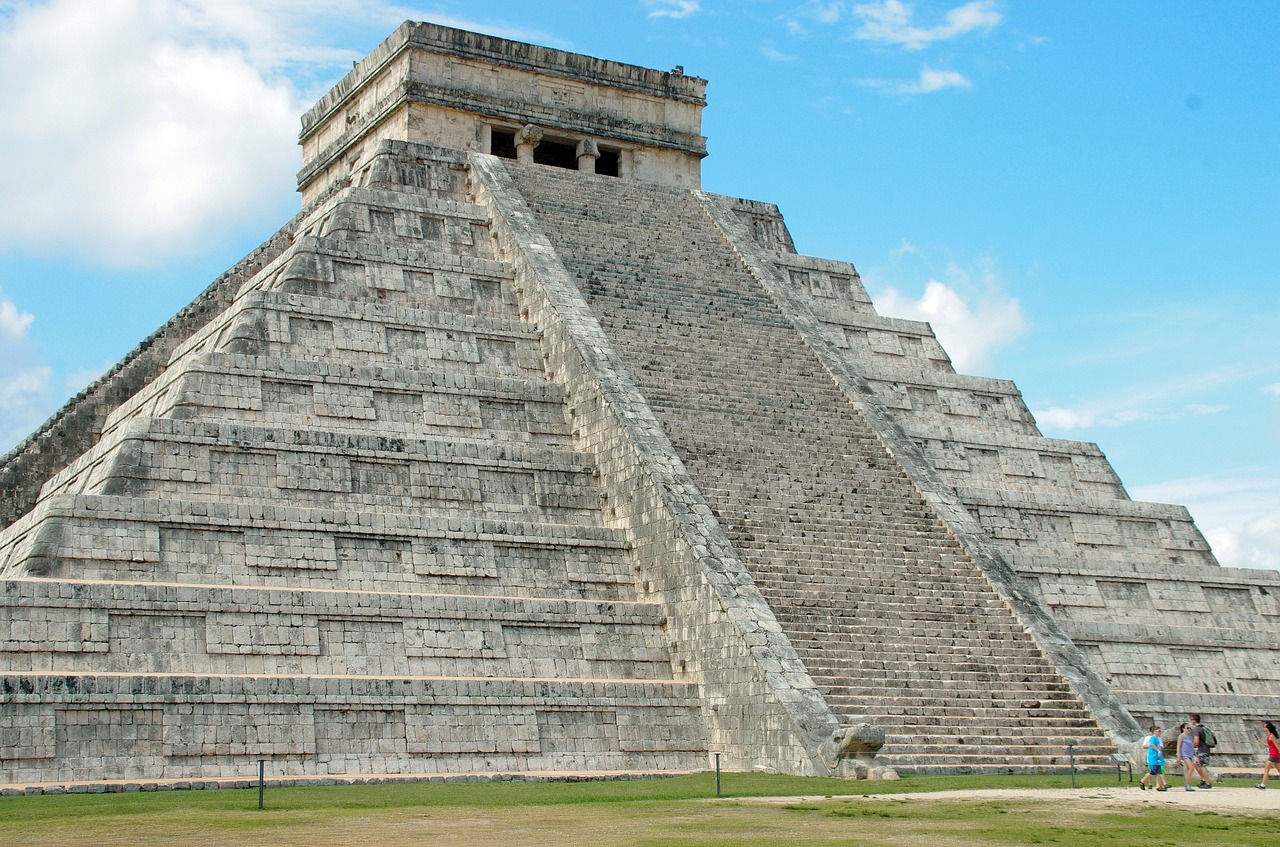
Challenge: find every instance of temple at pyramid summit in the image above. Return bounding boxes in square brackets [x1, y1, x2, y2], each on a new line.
[2, 21, 1278, 788]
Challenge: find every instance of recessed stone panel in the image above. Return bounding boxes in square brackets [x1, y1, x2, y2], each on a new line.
[407, 705, 539, 754]
[163, 704, 316, 757]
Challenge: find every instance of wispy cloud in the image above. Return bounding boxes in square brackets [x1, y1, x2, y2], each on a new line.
[1032, 361, 1271, 435]
[1032, 406, 1148, 431]
[1031, 401, 1234, 433]
[858, 64, 972, 95]
[1267, 383, 1280, 397]
[852, 0, 1002, 50]
[644, 0, 700, 19]
[895, 65, 971, 93]
[761, 43, 799, 62]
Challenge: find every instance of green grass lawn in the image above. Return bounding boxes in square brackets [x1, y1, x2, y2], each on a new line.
[0, 773, 1274, 847]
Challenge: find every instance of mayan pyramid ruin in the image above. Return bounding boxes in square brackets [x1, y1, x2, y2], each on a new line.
[2, 22, 1277, 788]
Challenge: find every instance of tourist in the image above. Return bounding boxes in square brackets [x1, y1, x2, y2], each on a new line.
[1258, 721, 1280, 789]
[1190, 714, 1215, 788]
[1140, 726, 1168, 791]
[1177, 723, 1197, 791]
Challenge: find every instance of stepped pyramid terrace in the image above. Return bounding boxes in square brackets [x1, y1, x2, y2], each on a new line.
[2, 21, 1277, 788]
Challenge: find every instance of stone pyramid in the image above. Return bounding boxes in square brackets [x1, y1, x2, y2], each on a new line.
[2, 22, 1276, 788]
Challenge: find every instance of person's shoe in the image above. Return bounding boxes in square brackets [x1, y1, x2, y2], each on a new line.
[1140, 783, 1147, 791]
[1156, 786, 1168, 792]
[1185, 786, 1195, 791]
[1198, 782, 1212, 789]
[1258, 784, 1267, 790]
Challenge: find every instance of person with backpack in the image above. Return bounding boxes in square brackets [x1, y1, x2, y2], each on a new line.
[1190, 713, 1216, 788]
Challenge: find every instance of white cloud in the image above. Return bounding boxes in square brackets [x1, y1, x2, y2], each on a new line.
[0, 1, 556, 267]
[1131, 475, 1280, 572]
[1266, 383, 1280, 397]
[801, 2, 845, 25]
[644, 0, 700, 19]
[1186, 403, 1228, 416]
[0, 289, 53, 453]
[858, 65, 972, 95]
[873, 278, 1024, 374]
[896, 65, 971, 94]
[0, 0, 309, 265]
[0, 297, 36, 340]
[852, 0, 1001, 50]
[890, 238, 917, 256]
[1032, 406, 1096, 431]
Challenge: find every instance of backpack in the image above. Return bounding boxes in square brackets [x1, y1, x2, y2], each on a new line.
[1203, 725, 1217, 749]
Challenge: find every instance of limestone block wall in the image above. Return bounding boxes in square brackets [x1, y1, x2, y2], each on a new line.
[1, 675, 702, 785]
[1, 141, 712, 785]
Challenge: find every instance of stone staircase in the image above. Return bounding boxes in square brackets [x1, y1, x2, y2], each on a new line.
[506, 162, 1119, 772]
[0, 147, 708, 784]
[728, 208, 1280, 768]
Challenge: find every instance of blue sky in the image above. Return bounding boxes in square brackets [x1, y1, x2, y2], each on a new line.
[1, 0, 1276, 569]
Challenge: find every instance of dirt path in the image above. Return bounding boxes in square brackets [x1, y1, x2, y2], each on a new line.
[727, 784, 1280, 814]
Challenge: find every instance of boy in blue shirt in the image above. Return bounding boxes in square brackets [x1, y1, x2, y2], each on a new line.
[1140, 726, 1169, 791]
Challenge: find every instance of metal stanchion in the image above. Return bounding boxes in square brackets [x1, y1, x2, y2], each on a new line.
[1068, 745, 1076, 788]
[715, 753, 721, 798]
[258, 760, 265, 809]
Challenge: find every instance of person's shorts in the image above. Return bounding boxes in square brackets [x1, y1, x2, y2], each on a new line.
[1269, 756, 1280, 764]
[1148, 764, 1161, 775]
[1196, 752, 1210, 767]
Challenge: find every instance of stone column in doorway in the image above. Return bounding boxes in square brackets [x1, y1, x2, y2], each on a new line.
[515, 125, 544, 163]
[576, 139, 600, 173]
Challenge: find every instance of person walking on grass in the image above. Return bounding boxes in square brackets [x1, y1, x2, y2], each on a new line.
[1140, 726, 1168, 791]
[1190, 714, 1215, 788]
[1259, 721, 1280, 789]
[1177, 723, 1198, 791]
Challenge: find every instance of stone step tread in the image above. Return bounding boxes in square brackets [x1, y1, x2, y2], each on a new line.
[98, 419, 591, 468]
[182, 351, 565, 400]
[2, 577, 662, 620]
[125, 488, 605, 522]
[813, 674, 1074, 688]
[11, 494, 628, 546]
[0, 670, 697, 688]
[241, 289, 530, 332]
[823, 690, 1084, 703]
